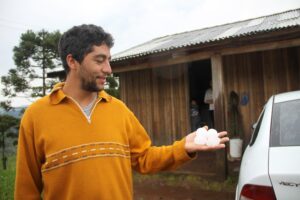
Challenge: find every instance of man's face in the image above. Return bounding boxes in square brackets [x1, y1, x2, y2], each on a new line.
[78, 44, 112, 92]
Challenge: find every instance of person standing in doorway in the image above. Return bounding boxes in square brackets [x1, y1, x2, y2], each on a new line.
[204, 80, 214, 127]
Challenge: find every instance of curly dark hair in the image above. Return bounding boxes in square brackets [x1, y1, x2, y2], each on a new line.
[58, 24, 114, 74]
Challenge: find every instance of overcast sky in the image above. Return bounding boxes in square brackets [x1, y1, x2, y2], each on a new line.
[1, 0, 300, 106]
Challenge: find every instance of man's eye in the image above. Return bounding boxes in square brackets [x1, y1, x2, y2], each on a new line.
[96, 59, 104, 63]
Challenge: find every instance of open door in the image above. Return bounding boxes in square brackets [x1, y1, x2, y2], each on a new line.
[188, 59, 213, 131]
[179, 59, 217, 177]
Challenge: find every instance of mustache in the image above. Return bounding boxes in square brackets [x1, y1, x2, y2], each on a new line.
[95, 75, 106, 79]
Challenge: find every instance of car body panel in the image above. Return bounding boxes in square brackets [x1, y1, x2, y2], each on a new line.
[235, 96, 274, 200]
[269, 147, 300, 200]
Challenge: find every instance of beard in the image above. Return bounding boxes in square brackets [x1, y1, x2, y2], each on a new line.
[80, 77, 102, 92]
[79, 65, 104, 92]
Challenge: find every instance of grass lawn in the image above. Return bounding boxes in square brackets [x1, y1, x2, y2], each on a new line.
[0, 155, 16, 200]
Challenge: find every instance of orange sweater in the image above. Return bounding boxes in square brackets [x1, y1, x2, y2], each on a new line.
[14, 83, 193, 200]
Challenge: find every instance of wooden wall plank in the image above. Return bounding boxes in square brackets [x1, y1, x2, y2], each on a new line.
[119, 64, 189, 145]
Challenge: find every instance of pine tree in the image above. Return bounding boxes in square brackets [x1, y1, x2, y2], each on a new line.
[1, 29, 62, 108]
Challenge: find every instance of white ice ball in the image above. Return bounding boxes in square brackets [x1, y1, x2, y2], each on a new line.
[206, 136, 221, 146]
[207, 129, 218, 138]
[194, 128, 208, 145]
[206, 128, 220, 146]
[196, 127, 207, 136]
[194, 135, 207, 145]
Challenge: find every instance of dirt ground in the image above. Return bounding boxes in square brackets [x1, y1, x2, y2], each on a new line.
[133, 173, 236, 200]
[134, 184, 235, 200]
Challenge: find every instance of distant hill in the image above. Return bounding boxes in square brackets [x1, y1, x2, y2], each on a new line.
[0, 106, 27, 118]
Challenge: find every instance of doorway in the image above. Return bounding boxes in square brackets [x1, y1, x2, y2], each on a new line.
[179, 59, 216, 176]
[188, 59, 213, 131]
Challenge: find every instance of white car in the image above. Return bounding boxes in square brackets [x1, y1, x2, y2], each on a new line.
[235, 90, 300, 200]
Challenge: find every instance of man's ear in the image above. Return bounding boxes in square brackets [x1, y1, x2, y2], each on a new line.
[66, 54, 79, 71]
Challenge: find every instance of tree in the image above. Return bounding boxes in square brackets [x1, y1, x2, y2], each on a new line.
[105, 74, 120, 99]
[0, 114, 19, 170]
[1, 29, 62, 108]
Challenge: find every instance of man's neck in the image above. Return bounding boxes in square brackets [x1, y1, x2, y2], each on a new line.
[63, 79, 98, 107]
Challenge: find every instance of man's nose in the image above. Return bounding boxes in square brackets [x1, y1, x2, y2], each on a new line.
[103, 60, 112, 74]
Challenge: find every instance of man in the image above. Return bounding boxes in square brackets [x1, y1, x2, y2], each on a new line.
[14, 24, 229, 200]
[204, 80, 214, 127]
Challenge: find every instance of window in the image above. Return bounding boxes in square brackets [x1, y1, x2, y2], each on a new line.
[271, 99, 300, 147]
[249, 109, 265, 146]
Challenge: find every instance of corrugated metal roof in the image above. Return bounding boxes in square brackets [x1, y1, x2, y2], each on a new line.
[112, 8, 300, 62]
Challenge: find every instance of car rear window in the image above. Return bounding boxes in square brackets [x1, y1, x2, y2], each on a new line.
[271, 99, 300, 147]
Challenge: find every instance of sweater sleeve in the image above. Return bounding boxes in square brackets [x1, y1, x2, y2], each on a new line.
[14, 111, 43, 200]
[127, 110, 195, 174]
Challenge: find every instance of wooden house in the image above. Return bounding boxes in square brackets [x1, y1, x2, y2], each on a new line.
[48, 9, 300, 179]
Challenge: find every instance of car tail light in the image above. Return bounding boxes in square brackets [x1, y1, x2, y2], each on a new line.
[240, 184, 276, 200]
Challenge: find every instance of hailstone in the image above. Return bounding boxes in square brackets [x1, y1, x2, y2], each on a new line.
[194, 128, 220, 146]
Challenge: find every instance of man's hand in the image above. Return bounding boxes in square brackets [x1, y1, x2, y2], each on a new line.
[185, 126, 229, 154]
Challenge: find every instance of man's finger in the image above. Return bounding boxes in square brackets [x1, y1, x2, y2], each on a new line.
[220, 137, 230, 144]
[218, 131, 228, 138]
